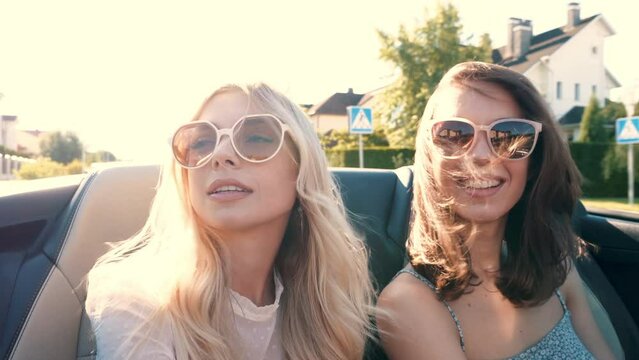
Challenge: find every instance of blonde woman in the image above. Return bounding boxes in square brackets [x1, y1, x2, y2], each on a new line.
[85, 83, 373, 359]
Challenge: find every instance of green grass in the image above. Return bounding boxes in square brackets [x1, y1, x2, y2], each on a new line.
[581, 198, 639, 213]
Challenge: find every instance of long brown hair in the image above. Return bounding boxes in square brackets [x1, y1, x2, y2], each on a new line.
[408, 62, 582, 306]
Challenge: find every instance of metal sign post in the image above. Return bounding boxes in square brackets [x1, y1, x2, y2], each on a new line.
[626, 103, 636, 205]
[630, 144, 634, 205]
[615, 115, 639, 205]
[617, 85, 639, 205]
[347, 106, 373, 168]
[358, 134, 364, 168]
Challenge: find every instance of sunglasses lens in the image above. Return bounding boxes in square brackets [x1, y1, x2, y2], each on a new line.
[233, 115, 283, 162]
[172, 123, 217, 167]
[432, 120, 475, 157]
[490, 121, 537, 159]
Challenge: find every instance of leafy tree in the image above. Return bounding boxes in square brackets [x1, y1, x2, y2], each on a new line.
[65, 159, 85, 175]
[578, 96, 607, 142]
[600, 99, 626, 141]
[601, 99, 626, 121]
[15, 157, 85, 179]
[15, 158, 67, 179]
[0, 145, 31, 157]
[40, 131, 83, 164]
[377, 4, 492, 147]
[85, 150, 117, 164]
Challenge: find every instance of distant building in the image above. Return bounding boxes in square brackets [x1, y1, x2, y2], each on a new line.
[0, 114, 48, 157]
[17, 129, 47, 156]
[308, 88, 364, 133]
[312, 3, 618, 140]
[493, 2, 619, 140]
[357, 86, 385, 109]
[1, 115, 18, 152]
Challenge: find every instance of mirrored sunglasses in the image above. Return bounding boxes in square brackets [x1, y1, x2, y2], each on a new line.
[172, 114, 290, 168]
[427, 118, 543, 160]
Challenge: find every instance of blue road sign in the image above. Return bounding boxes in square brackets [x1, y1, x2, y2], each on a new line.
[348, 106, 373, 134]
[616, 117, 639, 144]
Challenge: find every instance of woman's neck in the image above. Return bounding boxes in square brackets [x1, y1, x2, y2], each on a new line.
[467, 219, 506, 278]
[231, 259, 276, 306]
[221, 220, 287, 307]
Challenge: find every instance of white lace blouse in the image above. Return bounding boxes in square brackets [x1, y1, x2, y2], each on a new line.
[87, 273, 284, 360]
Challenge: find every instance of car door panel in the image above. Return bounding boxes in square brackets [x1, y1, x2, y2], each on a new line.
[578, 210, 639, 359]
[0, 179, 82, 357]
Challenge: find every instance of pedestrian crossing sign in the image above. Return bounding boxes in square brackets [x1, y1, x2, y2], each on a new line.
[348, 106, 373, 134]
[616, 117, 639, 144]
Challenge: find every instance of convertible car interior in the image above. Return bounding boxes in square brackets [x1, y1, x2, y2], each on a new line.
[1, 163, 638, 359]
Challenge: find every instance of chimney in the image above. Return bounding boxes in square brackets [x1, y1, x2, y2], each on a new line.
[505, 17, 521, 59]
[512, 20, 532, 59]
[347, 88, 353, 94]
[567, 2, 580, 30]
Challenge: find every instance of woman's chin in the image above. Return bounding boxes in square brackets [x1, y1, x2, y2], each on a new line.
[455, 206, 508, 225]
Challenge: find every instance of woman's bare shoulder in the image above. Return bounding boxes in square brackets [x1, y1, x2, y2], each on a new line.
[558, 260, 583, 301]
[377, 273, 466, 360]
[379, 272, 440, 308]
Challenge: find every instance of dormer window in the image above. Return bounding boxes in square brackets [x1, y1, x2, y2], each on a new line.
[557, 81, 563, 100]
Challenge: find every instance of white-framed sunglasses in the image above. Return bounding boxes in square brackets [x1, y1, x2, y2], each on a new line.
[426, 117, 543, 160]
[172, 114, 290, 168]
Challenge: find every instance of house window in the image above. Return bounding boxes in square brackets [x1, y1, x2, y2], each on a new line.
[556, 81, 562, 100]
[592, 46, 597, 54]
[575, 83, 580, 101]
[592, 85, 597, 96]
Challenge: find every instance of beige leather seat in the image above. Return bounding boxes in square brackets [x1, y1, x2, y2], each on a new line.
[7, 165, 160, 360]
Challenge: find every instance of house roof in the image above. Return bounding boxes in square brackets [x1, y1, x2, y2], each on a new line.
[1, 115, 17, 122]
[21, 129, 45, 137]
[492, 14, 599, 73]
[298, 104, 313, 112]
[308, 89, 363, 116]
[558, 106, 585, 125]
[606, 69, 622, 88]
[357, 86, 386, 107]
[358, 93, 374, 107]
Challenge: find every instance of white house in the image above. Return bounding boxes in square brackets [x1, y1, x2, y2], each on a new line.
[0, 115, 47, 156]
[0, 115, 18, 179]
[0, 115, 18, 152]
[308, 88, 364, 133]
[16, 130, 47, 156]
[493, 2, 620, 140]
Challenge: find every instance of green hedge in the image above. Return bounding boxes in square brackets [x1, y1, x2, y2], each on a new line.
[325, 144, 639, 197]
[569, 142, 639, 197]
[325, 148, 415, 169]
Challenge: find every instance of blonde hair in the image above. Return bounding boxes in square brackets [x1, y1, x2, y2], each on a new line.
[86, 83, 374, 359]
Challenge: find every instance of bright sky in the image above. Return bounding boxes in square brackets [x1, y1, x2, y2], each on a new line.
[1, 0, 637, 161]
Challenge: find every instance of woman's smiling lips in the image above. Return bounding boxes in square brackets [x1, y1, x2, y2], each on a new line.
[207, 179, 253, 202]
[456, 177, 505, 198]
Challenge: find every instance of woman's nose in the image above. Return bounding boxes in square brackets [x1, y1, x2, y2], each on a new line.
[468, 132, 494, 164]
[209, 134, 240, 168]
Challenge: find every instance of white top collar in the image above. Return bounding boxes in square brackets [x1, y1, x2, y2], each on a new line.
[229, 271, 284, 322]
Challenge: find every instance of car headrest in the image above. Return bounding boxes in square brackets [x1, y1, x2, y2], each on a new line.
[332, 167, 412, 290]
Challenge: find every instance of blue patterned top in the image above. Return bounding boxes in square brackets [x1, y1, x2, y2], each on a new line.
[397, 266, 595, 359]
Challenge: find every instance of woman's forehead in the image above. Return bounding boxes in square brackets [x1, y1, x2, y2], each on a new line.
[198, 91, 251, 127]
[203, 91, 248, 113]
[432, 82, 522, 120]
